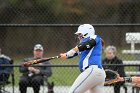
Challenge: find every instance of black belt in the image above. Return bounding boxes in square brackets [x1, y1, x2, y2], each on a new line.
[85, 65, 102, 70]
[85, 66, 89, 70]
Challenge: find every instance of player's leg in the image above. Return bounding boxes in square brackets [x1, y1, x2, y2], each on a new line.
[88, 83, 104, 93]
[88, 68, 105, 93]
[69, 65, 106, 93]
[69, 67, 93, 93]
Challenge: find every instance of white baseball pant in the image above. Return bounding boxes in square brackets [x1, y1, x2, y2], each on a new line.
[69, 65, 106, 93]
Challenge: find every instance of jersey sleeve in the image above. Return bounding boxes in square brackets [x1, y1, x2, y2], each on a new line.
[91, 35, 100, 44]
[67, 53, 78, 59]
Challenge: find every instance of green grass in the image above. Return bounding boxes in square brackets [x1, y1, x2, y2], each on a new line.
[49, 67, 80, 86]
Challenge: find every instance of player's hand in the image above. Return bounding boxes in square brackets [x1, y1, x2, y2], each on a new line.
[132, 76, 140, 84]
[60, 53, 67, 60]
[132, 76, 140, 87]
[132, 77, 140, 87]
[133, 83, 140, 87]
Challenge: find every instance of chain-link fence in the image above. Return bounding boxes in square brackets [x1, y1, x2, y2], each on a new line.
[0, 25, 140, 57]
[0, 0, 140, 93]
[0, 25, 140, 93]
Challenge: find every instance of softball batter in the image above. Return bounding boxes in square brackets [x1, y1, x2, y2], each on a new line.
[60, 24, 106, 93]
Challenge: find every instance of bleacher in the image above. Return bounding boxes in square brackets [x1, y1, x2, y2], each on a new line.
[122, 32, 140, 93]
[122, 33, 140, 54]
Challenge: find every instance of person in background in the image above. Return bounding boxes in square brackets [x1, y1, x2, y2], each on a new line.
[0, 48, 13, 93]
[102, 45, 126, 93]
[19, 44, 52, 93]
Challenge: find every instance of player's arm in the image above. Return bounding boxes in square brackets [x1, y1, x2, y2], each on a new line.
[71, 39, 96, 54]
[60, 39, 96, 59]
[60, 52, 78, 60]
[120, 76, 140, 87]
[76, 39, 96, 51]
[118, 76, 140, 83]
[131, 77, 140, 87]
[66, 53, 78, 59]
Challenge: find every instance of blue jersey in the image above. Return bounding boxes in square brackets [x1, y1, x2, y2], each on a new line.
[78, 35, 102, 72]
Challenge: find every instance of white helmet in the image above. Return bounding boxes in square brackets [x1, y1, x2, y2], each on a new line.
[75, 24, 95, 38]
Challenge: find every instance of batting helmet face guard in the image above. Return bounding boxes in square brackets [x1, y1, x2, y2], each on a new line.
[75, 24, 95, 39]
